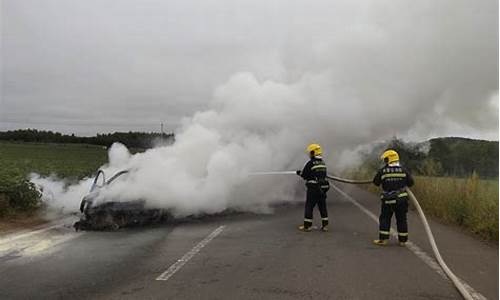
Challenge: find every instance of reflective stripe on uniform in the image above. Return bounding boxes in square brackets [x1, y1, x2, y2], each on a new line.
[321, 217, 329, 221]
[311, 165, 327, 170]
[307, 180, 318, 184]
[379, 230, 390, 235]
[398, 232, 408, 236]
[384, 200, 397, 204]
[381, 173, 406, 180]
[304, 218, 313, 223]
[381, 191, 408, 200]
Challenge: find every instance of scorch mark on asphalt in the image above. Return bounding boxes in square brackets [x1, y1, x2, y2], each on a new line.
[156, 225, 226, 281]
[331, 184, 487, 300]
[0, 217, 82, 262]
[0, 216, 76, 247]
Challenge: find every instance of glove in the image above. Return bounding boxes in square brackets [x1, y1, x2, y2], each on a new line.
[296, 170, 302, 176]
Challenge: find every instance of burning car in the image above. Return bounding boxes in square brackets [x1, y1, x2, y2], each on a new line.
[74, 170, 171, 231]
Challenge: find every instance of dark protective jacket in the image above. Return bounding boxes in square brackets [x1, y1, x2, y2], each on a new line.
[373, 164, 415, 196]
[301, 156, 330, 193]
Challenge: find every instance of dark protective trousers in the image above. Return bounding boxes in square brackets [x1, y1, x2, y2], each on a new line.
[378, 197, 408, 242]
[304, 188, 328, 228]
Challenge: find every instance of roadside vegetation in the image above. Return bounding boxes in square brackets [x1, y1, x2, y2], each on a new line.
[412, 175, 498, 241]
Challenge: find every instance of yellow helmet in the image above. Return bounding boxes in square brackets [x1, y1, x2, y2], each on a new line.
[381, 149, 399, 164]
[306, 143, 322, 156]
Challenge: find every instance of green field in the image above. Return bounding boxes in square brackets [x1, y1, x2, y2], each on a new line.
[0, 141, 108, 179]
[0, 142, 109, 216]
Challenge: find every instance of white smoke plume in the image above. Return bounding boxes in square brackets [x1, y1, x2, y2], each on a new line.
[31, 66, 498, 217]
[30, 73, 337, 216]
[30, 175, 94, 216]
[31, 71, 366, 216]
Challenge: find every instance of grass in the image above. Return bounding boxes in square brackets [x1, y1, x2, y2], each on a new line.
[411, 174, 498, 241]
[0, 141, 109, 217]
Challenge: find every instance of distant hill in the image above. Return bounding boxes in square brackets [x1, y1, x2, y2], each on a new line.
[0, 129, 175, 149]
[427, 137, 498, 178]
[359, 137, 498, 178]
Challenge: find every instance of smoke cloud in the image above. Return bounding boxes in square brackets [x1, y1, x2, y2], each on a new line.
[31, 70, 497, 216]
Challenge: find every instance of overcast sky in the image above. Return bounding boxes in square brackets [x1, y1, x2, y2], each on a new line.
[1, 0, 498, 140]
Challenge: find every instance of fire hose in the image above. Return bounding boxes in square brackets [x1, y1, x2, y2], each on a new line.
[249, 171, 474, 300]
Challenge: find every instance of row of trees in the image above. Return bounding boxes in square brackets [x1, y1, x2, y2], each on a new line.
[0, 129, 175, 149]
[360, 137, 498, 178]
[427, 137, 498, 178]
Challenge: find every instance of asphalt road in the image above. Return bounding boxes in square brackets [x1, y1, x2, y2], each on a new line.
[0, 183, 497, 300]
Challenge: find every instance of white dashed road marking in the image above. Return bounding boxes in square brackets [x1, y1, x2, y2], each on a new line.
[156, 225, 226, 281]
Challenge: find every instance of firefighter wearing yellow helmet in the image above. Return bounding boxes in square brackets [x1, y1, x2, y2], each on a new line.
[372, 149, 414, 246]
[296, 143, 330, 232]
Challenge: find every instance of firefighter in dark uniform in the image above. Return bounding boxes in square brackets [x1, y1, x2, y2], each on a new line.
[296, 143, 330, 232]
[373, 149, 414, 246]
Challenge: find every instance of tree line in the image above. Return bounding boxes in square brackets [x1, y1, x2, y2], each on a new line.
[360, 137, 498, 179]
[0, 129, 175, 149]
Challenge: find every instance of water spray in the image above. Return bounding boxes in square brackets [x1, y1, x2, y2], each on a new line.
[249, 170, 474, 300]
[248, 171, 297, 176]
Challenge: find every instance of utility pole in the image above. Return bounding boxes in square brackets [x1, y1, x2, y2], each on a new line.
[160, 122, 166, 144]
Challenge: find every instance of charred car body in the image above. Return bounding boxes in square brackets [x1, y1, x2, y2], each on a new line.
[74, 170, 171, 231]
